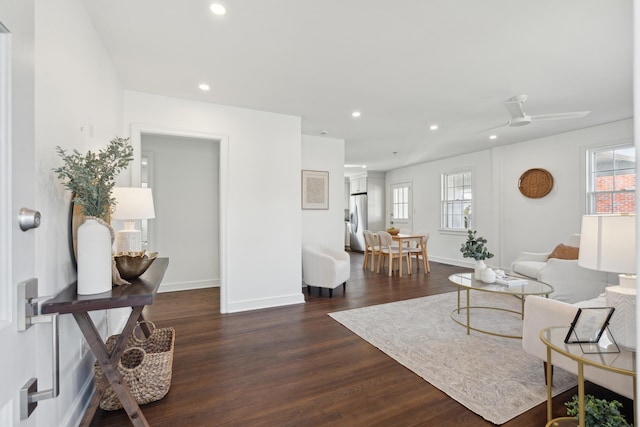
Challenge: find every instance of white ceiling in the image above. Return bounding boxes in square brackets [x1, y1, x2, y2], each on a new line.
[84, 0, 633, 174]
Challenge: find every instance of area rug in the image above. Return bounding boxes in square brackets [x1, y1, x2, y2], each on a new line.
[329, 292, 576, 425]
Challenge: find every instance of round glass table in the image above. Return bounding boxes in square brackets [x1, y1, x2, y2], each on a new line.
[540, 326, 636, 427]
[448, 272, 554, 339]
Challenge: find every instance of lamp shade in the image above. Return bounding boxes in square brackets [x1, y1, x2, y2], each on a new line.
[578, 214, 636, 274]
[111, 187, 156, 220]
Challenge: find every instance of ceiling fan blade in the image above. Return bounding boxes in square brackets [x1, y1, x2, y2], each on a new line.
[530, 111, 591, 121]
[476, 122, 509, 134]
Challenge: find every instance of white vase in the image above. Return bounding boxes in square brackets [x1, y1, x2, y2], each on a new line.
[474, 260, 486, 280]
[481, 267, 496, 283]
[77, 217, 112, 295]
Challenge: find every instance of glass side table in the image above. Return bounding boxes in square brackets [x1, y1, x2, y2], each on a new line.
[540, 327, 636, 427]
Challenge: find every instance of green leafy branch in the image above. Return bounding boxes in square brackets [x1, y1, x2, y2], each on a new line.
[54, 137, 133, 219]
[460, 229, 494, 261]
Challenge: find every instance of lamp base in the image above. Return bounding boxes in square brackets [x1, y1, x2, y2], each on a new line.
[116, 229, 141, 254]
[618, 273, 636, 289]
[605, 285, 636, 350]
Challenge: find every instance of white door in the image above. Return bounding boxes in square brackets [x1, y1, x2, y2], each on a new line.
[0, 17, 39, 426]
[389, 182, 412, 231]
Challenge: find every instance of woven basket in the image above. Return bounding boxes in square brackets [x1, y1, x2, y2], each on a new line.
[94, 321, 175, 411]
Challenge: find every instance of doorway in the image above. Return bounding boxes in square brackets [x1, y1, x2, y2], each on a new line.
[130, 124, 228, 312]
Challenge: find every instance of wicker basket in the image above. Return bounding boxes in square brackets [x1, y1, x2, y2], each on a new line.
[94, 321, 175, 411]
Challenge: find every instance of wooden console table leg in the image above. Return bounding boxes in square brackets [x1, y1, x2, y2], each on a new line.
[75, 306, 149, 427]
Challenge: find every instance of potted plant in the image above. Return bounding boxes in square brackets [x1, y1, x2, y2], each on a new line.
[54, 137, 134, 294]
[460, 229, 494, 279]
[565, 394, 631, 427]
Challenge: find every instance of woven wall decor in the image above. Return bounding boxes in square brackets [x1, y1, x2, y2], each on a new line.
[518, 168, 553, 199]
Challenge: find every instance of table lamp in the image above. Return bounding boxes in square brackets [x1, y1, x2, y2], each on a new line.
[578, 213, 636, 349]
[111, 187, 155, 254]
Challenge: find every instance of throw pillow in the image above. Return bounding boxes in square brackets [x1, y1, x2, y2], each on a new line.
[547, 243, 579, 260]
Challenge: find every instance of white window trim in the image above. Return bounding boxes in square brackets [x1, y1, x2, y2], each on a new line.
[584, 140, 635, 215]
[440, 168, 473, 233]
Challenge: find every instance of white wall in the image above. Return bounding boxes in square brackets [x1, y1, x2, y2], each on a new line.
[141, 134, 220, 291]
[301, 135, 346, 251]
[498, 119, 633, 264]
[386, 150, 495, 266]
[386, 119, 634, 271]
[33, 0, 127, 424]
[123, 91, 305, 313]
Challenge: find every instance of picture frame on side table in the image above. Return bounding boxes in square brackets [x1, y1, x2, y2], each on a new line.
[302, 170, 329, 210]
[565, 307, 615, 343]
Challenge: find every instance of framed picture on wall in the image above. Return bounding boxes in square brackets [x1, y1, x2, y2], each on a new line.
[302, 170, 329, 210]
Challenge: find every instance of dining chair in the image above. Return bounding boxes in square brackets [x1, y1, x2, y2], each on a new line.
[377, 230, 412, 276]
[362, 230, 381, 272]
[406, 230, 430, 273]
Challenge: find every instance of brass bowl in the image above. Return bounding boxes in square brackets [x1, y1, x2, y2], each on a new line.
[386, 228, 400, 235]
[114, 251, 158, 280]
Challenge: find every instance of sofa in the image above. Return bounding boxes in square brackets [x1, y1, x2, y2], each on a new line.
[511, 234, 609, 303]
[522, 295, 634, 399]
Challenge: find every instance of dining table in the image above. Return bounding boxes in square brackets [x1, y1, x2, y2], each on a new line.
[391, 233, 428, 277]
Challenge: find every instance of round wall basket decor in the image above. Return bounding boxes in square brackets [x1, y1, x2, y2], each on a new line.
[518, 168, 553, 199]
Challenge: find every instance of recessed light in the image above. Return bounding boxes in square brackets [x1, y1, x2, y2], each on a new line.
[210, 3, 226, 15]
[352, 111, 361, 118]
[489, 135, 497, 140]
[430, 124, 438, 130]
[199, 83, 210, 91]
[320, 130, 328, 135]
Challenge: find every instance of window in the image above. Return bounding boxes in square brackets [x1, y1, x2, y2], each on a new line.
[390, 182, 411, 229]
[392, 185, 409, 220]
[587, 145, 636, 214]
[442, 171, 472, 229]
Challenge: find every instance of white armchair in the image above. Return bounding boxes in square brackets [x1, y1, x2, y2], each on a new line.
[302, 245, 350, 297]
[511, 234, 608, 303]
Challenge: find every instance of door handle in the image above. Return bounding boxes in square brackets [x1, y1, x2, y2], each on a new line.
[18, 207, 41, 231]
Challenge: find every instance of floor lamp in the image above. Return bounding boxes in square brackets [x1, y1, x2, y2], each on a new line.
[578, 213, 636, 349]
[111, 187, 156, 254]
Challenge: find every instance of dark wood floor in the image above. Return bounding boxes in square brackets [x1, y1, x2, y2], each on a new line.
[90, 252, 632, 426]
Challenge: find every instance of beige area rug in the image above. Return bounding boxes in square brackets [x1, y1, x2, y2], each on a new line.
[329, 292, 577, 425]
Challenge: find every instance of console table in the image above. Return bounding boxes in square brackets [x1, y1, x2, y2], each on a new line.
[41, 257, 169, 427]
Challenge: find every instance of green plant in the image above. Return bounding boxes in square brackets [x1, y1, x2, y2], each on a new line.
[54, 137, 134, 219]
[565, 394, 631, 427]
[460, 229, 494, 261]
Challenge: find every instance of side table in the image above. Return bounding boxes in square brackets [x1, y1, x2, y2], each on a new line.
[540, 326, 636, 427]
[41, 257, 169, 427]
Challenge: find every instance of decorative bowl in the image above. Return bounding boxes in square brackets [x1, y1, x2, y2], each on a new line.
[114, 251, 158, 280]
[386, 228, 400, 235]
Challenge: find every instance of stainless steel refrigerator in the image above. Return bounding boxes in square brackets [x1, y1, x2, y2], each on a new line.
[349, 193, 367, 252]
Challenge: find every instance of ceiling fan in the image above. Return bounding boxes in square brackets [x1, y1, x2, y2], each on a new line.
[489, 94, 590, 129]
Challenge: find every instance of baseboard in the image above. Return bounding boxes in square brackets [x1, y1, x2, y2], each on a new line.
[159, 279, 219, 293]
[429, 256, 473, 269]
[226, 293, 305, 313]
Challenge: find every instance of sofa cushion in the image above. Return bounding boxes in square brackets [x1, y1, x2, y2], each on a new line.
[547, 243, 579, 260]
[512, 261, 545, 278]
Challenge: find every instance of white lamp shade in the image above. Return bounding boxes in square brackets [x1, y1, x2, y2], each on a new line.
[111, 187, 156, 220]
[578, 214, 636, 274]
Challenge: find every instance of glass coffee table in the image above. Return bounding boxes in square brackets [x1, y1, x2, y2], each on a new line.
[448, 272, 554, 339]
